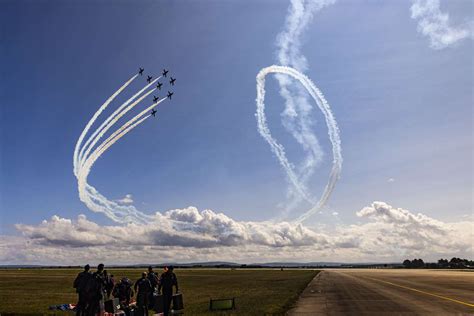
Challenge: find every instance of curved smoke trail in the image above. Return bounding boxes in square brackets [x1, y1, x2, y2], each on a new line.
[78, 77, 161, 169]
[73, 75, 168, 224]
[274, 0, 336, 210]
[78, 88, 155, 169]
[256, 65, 342, 223]
[255, 0, 340, 222]
[73, 74, 138, 176]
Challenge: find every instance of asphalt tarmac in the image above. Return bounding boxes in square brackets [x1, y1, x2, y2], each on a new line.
[287, 269, 474, 315]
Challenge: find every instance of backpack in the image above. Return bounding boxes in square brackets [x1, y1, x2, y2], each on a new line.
[147, 272, 159, 287]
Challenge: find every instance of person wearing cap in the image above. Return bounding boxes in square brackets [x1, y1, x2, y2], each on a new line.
[73, 264, 91, 316]
[158, 266, 179, 316]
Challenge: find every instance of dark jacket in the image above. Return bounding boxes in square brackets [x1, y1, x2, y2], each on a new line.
[147, 271, 159, 288]
[158, 271, 178, 294]
[113, 278, 134, 304]
[134, 277, 153, 295]
[73, 271, 91, 293]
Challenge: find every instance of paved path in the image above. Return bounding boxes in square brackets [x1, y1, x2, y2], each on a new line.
[287, 269, 474, 315]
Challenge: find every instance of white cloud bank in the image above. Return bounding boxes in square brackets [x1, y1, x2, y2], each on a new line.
[410, 0, 472, 49]
[1, 201, 472, 265]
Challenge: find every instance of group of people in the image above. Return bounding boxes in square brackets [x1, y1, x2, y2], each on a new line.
[73, 263, 179, 316]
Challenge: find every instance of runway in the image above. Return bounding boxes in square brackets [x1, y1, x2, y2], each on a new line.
[287, 269, 474, 315]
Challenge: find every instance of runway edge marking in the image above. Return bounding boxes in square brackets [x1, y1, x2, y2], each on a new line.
[364, 276, 474, 308]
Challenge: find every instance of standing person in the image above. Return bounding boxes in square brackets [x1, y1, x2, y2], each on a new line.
[158, 266, 179, 316]
[89, 263, 108, 316]
[73, 264, 91, 316]
[104, 271, 115, 298]
[146, 266, 159, 309]
[134, 272, 152, 316]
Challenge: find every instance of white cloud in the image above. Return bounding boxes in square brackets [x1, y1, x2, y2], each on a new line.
[388, 178, 395, 183]
[2, 202, 472, 265]
[410, 0, 472, 49]
[115, 194, 134, 205]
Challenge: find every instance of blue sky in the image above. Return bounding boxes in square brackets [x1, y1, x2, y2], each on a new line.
[0, 0, 472, 263]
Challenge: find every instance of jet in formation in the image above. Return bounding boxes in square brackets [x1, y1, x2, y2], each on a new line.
[151, 109, 157, 117]
[169, 77, 176, 86]
[167, 91, 173, 99]
[153, 96, 159, 103]
[139, 67, 144, 76]
[156, 82, 163, 90]
[162, 69, 169, 77]
[147, 76, 153, 83]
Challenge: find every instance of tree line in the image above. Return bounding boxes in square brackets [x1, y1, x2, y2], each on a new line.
[402, 257, 473, 269]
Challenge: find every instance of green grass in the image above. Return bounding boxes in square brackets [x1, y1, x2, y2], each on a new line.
[0, 268, 318, 315]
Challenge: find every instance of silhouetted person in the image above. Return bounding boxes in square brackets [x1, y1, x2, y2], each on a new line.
[147, 266, 159, 309]
[113, 277, 134, 315]
[89, 263, 107, 316]
[135, 272, 152, 316]
[73, 264, 91, 316]
[104, 271, 115, 298]
[158, 266, 179, 316]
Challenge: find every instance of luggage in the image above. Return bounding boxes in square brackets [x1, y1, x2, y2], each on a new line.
[105, 298, 120, 313]
[172, 293, 184, 310]
[153, 293, 164, 312]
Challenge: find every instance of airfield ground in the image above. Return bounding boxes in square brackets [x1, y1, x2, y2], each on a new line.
[0, 268, 317, 315]
[288, 269, 474, 315]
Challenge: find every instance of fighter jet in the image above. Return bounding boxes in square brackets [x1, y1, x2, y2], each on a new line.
[169, 77, 176, 86]
[153, 96, 159, 103]
[147, 76, 153, 83]
[151, 109, 157, 117]
[139, 67, 144, 76]
[162, 69, 169, 77]
[156, 82, 163, 90]
[167, 91, 173, 99]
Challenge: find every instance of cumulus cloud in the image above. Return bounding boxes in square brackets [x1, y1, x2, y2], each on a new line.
[410, 0, 472, 49]
[3, 202, 472, 265]
[14, 207, 327, 249]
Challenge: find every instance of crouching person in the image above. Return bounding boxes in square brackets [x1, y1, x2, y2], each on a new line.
[113, 277, 134, 315]
[134, 272, 152, 316]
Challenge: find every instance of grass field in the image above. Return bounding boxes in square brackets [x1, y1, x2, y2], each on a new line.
[0, 268, 318, 315]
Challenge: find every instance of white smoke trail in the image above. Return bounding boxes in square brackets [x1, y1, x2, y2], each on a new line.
[78, 88, 155, 169]
[77, 115, 153, 224]
[78, 76, 161, 168]
[87, 98, 167, 163]
[273, 0, 337, 214]
[73, 73, 168, 224]
[256, 65, 342, 223]
[73, 74, 138, 176]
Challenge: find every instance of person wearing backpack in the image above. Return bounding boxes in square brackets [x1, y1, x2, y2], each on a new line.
[146, 266, 159, 309]
[73, 264, 92, 316]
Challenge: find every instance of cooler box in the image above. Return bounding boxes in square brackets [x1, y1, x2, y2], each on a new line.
[172, 293, 184, 310]
[153, 293, 164, 312]
[105, 298, 120, 313]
